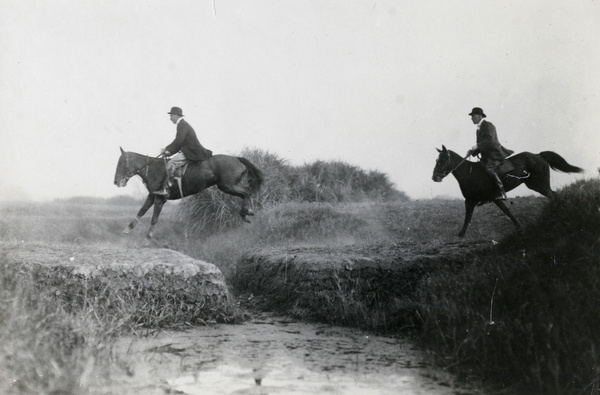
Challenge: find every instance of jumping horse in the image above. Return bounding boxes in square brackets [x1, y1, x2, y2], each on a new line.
[432, 145, 583, 237]
[114, 148, 263, 241]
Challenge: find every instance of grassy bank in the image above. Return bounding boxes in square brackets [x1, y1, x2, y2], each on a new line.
[413, 179, 600, 394]
[0, 199, 227, 393]
[231, 242, 482, 332]
[0, 253, 115, 393]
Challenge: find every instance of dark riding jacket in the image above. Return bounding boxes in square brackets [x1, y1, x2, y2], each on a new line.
[164, 119, 212, 161]
[471, 120, 513, 167]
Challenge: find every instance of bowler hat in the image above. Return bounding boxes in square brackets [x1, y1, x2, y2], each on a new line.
[167, 107, 184, 116]
[468, 107, 486, 117]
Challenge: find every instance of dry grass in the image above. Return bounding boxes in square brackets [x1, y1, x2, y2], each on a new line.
[0, 254, 114, 393]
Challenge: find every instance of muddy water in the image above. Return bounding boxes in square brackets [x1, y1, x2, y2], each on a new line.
[104, 313, 481, 395]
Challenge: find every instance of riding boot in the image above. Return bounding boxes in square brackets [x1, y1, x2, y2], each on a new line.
[154, 170, 173, 196]
[491, 172, 507, 200]
[153, 178, 172, 196]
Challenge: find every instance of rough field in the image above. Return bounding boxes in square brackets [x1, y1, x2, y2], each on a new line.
[0, 197, 545, 329]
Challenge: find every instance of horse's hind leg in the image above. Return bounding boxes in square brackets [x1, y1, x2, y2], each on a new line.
[525, 162, 555, 198]
[493, 200, 521, 231]
[123, 194, 155, 234]
[217, 184, 253, 223]
[525, 176, 556, 199]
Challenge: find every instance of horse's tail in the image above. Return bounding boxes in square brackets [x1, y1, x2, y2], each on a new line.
[539, 151, 584, 174]
[238, 157, 264, 194]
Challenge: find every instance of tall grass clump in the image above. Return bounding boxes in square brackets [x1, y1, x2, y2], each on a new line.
[177, 147, 408, 233]
[295, 160, 405, 203]
[0, 253, 114, 394]
[415, 179, 600, 394]
[238, 147, 299, 206]
[176, 148, 293, 234]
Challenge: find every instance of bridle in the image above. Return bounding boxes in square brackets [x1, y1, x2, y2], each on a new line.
[122, 152, 163, 180]
[435, 151, 469, 180]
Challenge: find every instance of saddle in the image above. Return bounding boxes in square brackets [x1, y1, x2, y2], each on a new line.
[172, 163, 189, 178]
[170, 163, 190, 197]
[167, 160, 205, 197]
[496, 160, 515, 175]
[497, 159, 530, 180]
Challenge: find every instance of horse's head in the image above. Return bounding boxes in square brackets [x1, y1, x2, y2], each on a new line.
[114, 147, 133, 187]
[432, 145, 453, 182]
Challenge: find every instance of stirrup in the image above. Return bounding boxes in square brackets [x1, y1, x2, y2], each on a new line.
[153, 189, 169, 196]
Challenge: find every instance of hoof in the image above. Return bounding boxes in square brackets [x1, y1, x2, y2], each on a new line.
[122, 228, 131, 234]
[241, 208, 255, 217]
[142, 237, 161, 248]
[242, 216, 251, 224]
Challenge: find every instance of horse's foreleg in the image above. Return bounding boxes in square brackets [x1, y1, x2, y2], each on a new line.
[493, 200, 521, 231]
[123, 195, 155, 234]
[146, 198, 166, 240]
[458, 199, 477, 237]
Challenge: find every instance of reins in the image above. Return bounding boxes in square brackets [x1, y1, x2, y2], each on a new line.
[449, 155, 470, 174]
[125, 152, 164, 179]
[438, 152, 470, 179]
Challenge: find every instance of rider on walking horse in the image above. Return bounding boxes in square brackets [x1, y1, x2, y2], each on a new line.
[154, 106, 213, 196]
[466, 107, 514, 201]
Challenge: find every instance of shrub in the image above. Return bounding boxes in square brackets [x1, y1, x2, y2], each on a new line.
[238, 147, 297, 206]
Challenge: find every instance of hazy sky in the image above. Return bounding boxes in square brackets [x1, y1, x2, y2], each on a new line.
[1, 0, 598, 201]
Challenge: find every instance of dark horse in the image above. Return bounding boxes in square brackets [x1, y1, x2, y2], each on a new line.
[432, 145, 583, 237]
[114, 148, 263, 240]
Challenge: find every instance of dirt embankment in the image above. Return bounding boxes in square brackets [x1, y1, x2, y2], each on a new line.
[2, 237, 490, 332]
[233, 240, 489, 331]
[2, 242, 236, 326]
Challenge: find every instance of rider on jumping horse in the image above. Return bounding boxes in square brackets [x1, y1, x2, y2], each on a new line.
[466, 107, 514, 201]
[154, 106, 213, 196]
